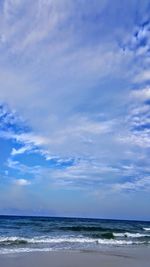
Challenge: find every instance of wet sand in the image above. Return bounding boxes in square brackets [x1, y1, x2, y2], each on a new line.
[0, 247, 150, 267]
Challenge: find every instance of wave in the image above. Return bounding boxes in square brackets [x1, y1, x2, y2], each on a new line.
[0, 236, 98, 244]
[0, 236, 149, 246]
[143, 228, 150, 231]
[0, 240, 147, 255]
[114, 232, 150, 238]
[92, 232, 114, 239]
[0, 237, 28, 245]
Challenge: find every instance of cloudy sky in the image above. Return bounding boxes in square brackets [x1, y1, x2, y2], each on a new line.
[0, 0, 150, 220]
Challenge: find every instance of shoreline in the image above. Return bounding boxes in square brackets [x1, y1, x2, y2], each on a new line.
[0, 247, 150, 267]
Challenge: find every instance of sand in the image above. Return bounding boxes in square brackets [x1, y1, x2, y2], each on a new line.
[0, 247, 150, 267]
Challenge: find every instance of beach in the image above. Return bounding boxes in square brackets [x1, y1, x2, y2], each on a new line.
[0, 247, 150, 267]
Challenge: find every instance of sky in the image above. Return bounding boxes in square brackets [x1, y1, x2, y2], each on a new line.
[0, 0, 150, 220]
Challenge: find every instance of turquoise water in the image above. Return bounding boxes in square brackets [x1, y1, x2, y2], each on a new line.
[0, 216, 150, 254]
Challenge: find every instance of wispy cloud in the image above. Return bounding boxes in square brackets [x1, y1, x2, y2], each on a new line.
[131, 87, 150, 101]
[134, 70, 150, 83]
[113, 176, 150, 192]
[7, 158, 41, 176]
[0, 0, 150, 218]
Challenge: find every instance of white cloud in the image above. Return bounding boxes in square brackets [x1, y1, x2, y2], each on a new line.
[14, 179, 31, 186]
[0, 115, 116, 159]
[131, 87, 150, 101]
[2, 0, 73, 52]
[7, 158, 41, 175]
[119, 88, 150, 149]
[113, 177, 150, 192]
[0, 0, 150, 198]
[11, 145, 32, 156]
[0, 1, 135, 168]
[118, 128, 150, 148]
[134, 70, 150, 83]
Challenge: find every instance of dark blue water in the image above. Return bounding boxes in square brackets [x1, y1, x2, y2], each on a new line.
[0, 216, 150, 254]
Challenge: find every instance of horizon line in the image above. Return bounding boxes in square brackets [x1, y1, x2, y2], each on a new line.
[0, 214, 149, 223]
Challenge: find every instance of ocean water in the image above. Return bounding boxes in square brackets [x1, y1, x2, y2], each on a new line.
[0, 216, 150, 254]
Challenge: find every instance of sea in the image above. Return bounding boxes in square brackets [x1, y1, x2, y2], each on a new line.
[0, 216, 150, 254]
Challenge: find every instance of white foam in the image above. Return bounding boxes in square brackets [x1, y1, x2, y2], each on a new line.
[113, 233, 125, 237]
[0, 237, 22, 242]
[97, 239, 146, 245]
[0, 248, 54, 255]
[0, 235, 148, 248]
[114, 232, 150, 238]
[143, 228, 150, 231]
[28, 237, 97, 244]
[0, 236, 98, 244]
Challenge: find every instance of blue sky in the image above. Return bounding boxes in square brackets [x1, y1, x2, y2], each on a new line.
[0, 0, 150, 220]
